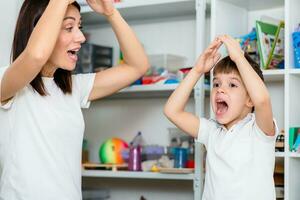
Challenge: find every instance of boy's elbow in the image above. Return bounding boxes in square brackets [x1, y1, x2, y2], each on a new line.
[255, 94, 271, 108]
[164, 105, 174, 119]
[163, 105, 171, 118]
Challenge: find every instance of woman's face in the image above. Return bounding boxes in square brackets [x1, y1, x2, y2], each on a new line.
[47, 5, 85, 71]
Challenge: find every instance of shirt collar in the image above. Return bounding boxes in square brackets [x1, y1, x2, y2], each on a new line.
[214, 113, 254, 132]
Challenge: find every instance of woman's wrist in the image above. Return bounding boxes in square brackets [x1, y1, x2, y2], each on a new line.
[105, 7, 118, 19]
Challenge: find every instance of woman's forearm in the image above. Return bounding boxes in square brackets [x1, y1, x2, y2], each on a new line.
[25, 0, 69, 64]
[106, 9, 149, 74]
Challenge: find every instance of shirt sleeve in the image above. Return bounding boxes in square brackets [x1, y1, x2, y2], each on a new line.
[72, 73, 96, 109]
[253, 118, 279, 143]
[196, 118, 217, 147]
[0, 66, 14, 110]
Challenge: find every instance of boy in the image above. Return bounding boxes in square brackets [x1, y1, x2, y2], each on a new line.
[164, 35, 277, 200]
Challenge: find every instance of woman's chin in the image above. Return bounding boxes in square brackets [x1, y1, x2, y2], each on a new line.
[60, 65, 76, 71]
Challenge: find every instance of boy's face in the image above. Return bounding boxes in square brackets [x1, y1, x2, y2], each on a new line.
[211, 72, 253, 129]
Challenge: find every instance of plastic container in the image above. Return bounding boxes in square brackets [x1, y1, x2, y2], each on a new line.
[148, 54, 187, 72]
[142, 145, 165, 160]
[173, 147, 188, 168]
[82, 188, 110, 200]
[292, 32, 300, 68]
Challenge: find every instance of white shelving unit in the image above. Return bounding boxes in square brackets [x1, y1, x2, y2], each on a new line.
[80, 0, 206, 200]
[82, 170, 194, 180]
[210, 0, 300, 199]
[81, 0, 300, 199]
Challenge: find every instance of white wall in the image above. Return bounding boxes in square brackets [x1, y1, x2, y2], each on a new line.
[0, 1, 20, 67]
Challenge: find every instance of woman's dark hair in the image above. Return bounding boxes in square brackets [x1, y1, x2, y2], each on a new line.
[11, 0, 81, 95]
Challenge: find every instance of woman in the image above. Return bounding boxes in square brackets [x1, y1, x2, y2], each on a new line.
[0, 0, 149, 199]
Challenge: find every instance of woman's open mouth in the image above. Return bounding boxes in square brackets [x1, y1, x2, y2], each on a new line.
[67, 48, 79, 62]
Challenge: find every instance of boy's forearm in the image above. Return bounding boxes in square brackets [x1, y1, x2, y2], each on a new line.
[165, 68, 203, 114]
[235, 56, 270, 105]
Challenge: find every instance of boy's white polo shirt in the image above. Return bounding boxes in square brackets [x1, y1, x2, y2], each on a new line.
[197, 113, 278, 200]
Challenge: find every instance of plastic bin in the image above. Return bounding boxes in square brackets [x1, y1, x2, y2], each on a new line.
[82, 188, 110, 200]
[148, 54, 187, 72]
[292, 32, 300, 68]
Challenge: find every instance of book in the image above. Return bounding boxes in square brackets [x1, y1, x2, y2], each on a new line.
[266, 21, 285, 69]
[289, 127, 298, 151]
[256, 21, 285, 69]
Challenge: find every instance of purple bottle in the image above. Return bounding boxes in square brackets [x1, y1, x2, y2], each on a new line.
[128, 145, 142, 171]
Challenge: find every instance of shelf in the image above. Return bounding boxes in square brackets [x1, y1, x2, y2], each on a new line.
[82, 169, 195, 180]
[120, 83, 179, 93]
[262, 69, 285, 82]
[81, 0, 195, 25]
[275, 152, 285, 158]
[104, 84, 210, 99]
[289, 68, 300, 76]
[219, 0, 284, 11]
[107, 84, 181, 99]
[289, 152, 300, 158]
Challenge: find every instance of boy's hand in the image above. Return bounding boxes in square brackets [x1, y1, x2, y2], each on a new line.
[87, 0, 115, 17]
[194, 38, 222, 74]
[219, 35, 244, 63]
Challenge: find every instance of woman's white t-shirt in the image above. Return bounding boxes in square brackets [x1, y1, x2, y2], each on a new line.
[0, 67, 95, 200]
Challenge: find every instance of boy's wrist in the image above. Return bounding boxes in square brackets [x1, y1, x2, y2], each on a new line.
[191, 67, 205, 78]
[234, 54, 248, 66]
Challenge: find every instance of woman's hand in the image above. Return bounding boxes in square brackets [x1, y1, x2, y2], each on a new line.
[218, 35, 244, 63]
[87, 0, 115, 17]
[194, 38, 222, 74]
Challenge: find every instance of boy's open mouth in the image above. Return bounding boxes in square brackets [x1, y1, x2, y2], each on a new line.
[216, 99, 228, 116]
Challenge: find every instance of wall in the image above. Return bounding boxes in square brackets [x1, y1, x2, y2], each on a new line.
[0, 0, 20, 67]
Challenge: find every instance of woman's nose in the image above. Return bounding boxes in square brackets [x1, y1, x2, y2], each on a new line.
[75, 29, 86, 44]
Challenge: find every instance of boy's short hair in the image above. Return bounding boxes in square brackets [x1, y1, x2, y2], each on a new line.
[213, 52, 264, 82]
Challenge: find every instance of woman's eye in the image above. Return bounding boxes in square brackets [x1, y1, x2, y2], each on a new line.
[65, 27, 73, 32]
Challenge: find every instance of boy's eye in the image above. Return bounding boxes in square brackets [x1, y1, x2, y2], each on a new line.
[213, 83, 220, 88]
[229, 83, 237, 88]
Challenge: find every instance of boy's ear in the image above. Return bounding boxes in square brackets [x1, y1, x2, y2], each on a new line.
[245, 96, 254, 108]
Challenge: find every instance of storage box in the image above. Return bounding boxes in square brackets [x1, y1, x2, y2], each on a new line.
[75, 43, 113, 73]
[148, 54, 187, 72]
[82, 188, 110, 200]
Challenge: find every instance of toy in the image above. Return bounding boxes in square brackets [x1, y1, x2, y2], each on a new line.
[99, 138, 129, 164]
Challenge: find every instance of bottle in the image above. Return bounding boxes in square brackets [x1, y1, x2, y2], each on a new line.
[128, 132, 143, 171]
[128, 145, 142, 171]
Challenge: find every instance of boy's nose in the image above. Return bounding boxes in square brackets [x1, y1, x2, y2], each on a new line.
[217, 87, 225, 93]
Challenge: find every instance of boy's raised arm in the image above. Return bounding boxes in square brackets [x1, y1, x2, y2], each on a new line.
[164, 39, 221, 137]
[219, 35, 275, 136]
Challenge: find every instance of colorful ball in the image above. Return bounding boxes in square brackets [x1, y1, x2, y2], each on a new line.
[99, 138, 128, 164]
